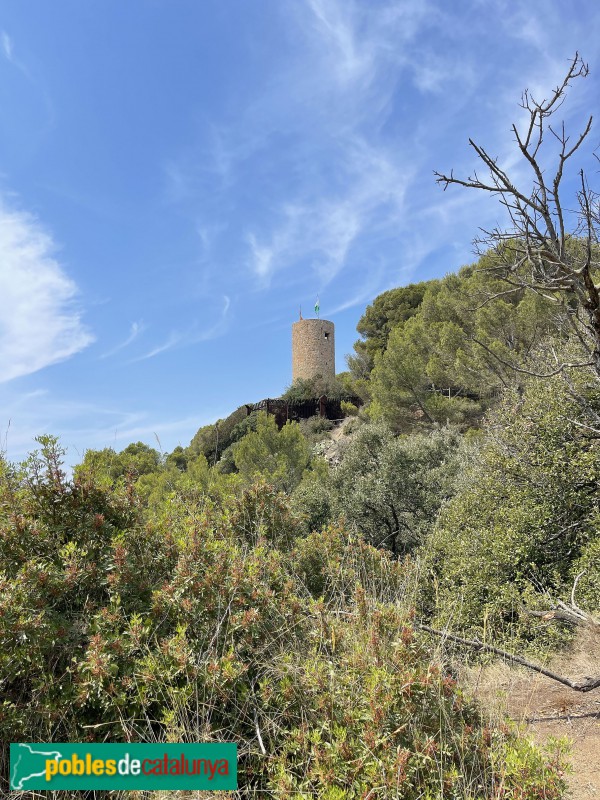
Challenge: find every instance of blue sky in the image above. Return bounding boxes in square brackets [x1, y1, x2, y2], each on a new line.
[1, 0, 599, 464]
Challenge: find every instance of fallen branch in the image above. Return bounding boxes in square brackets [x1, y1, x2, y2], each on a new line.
[525, 571, 600, 629]
[526, 608, 587, 625]
[417, 624, 600, 692]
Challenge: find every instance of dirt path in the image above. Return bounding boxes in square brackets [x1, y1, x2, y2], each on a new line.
[466, 644, 600, 798]
[507, 677, 599, 798]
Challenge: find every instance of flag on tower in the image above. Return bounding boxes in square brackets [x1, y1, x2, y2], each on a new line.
[314, 296, 320, 317]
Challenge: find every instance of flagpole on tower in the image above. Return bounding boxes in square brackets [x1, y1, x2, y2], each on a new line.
[314, 295, 320, 319]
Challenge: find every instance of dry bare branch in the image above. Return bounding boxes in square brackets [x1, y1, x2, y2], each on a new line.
[435, 53, 600, 378]
[418, 623, 600, 692]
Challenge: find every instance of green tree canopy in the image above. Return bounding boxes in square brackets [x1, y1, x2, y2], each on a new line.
[330, 423, 462, 556]
[370, 253, 557, 429]
[76, 441, 162, 484]
[187, 405, 253, 464]
[282, 373, 351, 401]
[422, 369, 600, 642]
[348, 280, 434, 377]
[233, 411, 311, 493]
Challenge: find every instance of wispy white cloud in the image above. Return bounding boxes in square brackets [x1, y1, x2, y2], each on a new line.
[247, 136, 410, 286]
[137, 330, 183, 361]
[0, 198, 93, 383]
[247, 196, 361, 286]
[135, 294, 231, 361]
[2, 31, 13, 62]
[305, 0, 374, 88]
[247, 232, 274, 279]
[301, 0, 435, 99]
[193, 294, 231, 342]
[326, 263, 385, 316]
[0, 384, 216, 465]
[159, 2, 438, 318]
[1, 29, 32, 79]
[100, 321, 145, 359]
[164, 0, 600, 326]
[235, 0, 450, 293]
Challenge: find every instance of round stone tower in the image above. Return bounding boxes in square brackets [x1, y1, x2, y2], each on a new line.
[292, 318, 335, 382]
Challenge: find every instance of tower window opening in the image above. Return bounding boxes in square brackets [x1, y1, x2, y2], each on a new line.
[324, 332, 329, 339]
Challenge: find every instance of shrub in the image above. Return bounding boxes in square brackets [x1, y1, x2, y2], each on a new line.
[291, 464, 333, 536]
[233, 412, 311, 493]
[421, 374, 600, 645]
[0, 438, 568, 799]
[570, 531, 600, 612]
[340, 400, 359, 416]
[342, 415, 363, 435]
[282, 374, 351, 401]
[300, 414, 334, 439]
[187, 405, 253, 462]
[329, 422, 463, 557]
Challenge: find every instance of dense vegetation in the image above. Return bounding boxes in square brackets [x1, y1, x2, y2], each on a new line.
[6, 51, 600, 798]
[1, 436, 571, 799]
[5, 243, 600, 797]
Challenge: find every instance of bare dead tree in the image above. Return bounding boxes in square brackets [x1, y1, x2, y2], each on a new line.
[435, 53, 600, 377]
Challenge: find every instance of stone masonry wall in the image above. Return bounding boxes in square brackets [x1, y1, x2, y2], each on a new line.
[292, 319, 335, 382]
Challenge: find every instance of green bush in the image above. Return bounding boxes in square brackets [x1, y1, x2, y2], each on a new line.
[342, 415, 364, 435]
[262, 603, 569, 799]
[421, 374, 600, 646]
[570, 530, 600, 612]
[233, 411, 311, 493]
[291, 464, 333, 536]
[291, 524, 405, 602]
[0, 438, 569, 799]
[340, 400, 359, 416]
[187, 405, 253, 462]
[300, 414, 334, 439]
[330, 422, 463, 557]
[282, 374, 351, 401]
